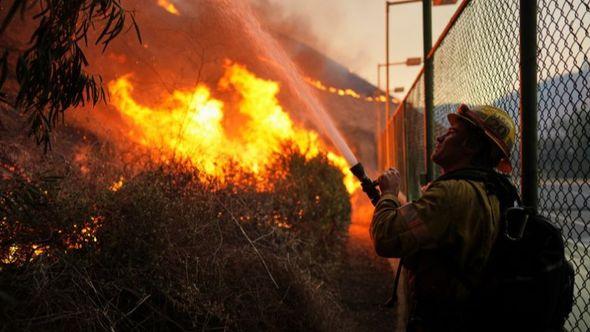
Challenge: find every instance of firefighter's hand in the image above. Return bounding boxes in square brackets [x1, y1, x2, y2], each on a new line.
[377, 167, 400, 196]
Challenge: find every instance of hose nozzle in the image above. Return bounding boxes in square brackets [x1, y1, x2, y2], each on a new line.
[350, 163, 381, 206]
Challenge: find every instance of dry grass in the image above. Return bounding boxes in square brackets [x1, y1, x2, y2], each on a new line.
[0, 138, 353, 331]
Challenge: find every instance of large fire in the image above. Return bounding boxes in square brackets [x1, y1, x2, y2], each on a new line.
[108, 61, 357, 193]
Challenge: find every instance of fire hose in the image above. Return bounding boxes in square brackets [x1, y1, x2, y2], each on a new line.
[350, 162, 402, 308]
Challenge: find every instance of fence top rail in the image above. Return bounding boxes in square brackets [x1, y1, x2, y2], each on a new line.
[426, 0, 471, 60]
[391, 66, 424, 117]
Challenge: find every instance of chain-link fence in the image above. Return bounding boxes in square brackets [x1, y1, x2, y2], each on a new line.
[378, 0, 589, 330]
[538, 0, 590, 330]
[378, 73, 426, 201]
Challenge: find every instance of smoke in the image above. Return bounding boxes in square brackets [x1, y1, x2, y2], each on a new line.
[248, 0, 371, 79]
[249, 0, 321, 48]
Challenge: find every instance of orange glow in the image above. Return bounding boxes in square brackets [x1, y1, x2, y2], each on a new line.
[2, 244, 46, 264]
[0, 161, 32, 182]
[67, 216, 102, 250]
[74, 146, 91, 175]
[109, 177, 125, 192]
[32, 244, 44, 256]
[108, 61, 358, 193]
[348, 193, 374, 243]
[107, 52, 127, 64]
[305, 77, 362, 99]
[2, 245, 19, 264]
[304, 77, 395, 103]
[157, 0, 180, 15]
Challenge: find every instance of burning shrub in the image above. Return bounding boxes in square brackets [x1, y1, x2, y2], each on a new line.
[0, 165, 102, 263]
[0, 147, 352, 331]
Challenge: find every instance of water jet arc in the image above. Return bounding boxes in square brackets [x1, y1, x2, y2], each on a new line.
[226, 1, 358, 167]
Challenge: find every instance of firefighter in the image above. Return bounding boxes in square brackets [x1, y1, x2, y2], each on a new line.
[371, 104, 516, 331]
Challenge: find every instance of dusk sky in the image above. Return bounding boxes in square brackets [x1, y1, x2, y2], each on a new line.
[261, 0, 461, 96]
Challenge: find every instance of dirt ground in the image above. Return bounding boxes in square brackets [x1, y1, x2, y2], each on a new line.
[335, 195, 398, 331]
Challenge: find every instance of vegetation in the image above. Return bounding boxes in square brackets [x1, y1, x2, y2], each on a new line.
[0, 0, 140, 149]
[0, 142, 352, 331]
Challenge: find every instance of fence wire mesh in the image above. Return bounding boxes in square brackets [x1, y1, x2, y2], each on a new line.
[538, 0, 590, 330]
[379, 74, 425, 200]
[378, 0, 590, 330]
[402, 74, 425, 200]
[431, 1, 521, 181]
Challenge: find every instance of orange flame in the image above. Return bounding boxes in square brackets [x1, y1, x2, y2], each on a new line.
[156, 0, 180, 15]
[305, 77, 362, 99]
[304, 77, 396, 104]
[109, 177, 125, 192]
[108, 61, 358, 193]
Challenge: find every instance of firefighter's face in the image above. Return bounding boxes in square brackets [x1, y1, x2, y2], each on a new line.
[431, 119, 474, 169]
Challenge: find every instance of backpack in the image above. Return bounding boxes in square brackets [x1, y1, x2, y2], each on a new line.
[437, 168, 575, 330]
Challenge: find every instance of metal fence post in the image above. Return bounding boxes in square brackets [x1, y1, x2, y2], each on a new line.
[519, 0, 538, 211]
[423, 0, 435, 183]
[376, 65, 383, 170]
[385, 3, 391, 167]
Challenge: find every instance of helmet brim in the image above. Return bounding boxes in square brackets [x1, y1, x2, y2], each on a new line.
[447, 105, 513, 173]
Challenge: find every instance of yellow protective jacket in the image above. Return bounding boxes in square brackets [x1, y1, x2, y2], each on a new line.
[370, 178, 502, 330]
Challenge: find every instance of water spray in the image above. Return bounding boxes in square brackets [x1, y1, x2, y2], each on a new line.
[227, 2, 382, 206]
[223, 2, 398, 307]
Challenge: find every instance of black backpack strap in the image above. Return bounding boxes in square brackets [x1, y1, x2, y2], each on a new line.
[434, 168, 520, 209]
[431, 168, 521, 290]
[385, 168, 520, 308]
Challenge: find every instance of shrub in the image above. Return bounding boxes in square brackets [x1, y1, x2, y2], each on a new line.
[0, 146, 352, 331]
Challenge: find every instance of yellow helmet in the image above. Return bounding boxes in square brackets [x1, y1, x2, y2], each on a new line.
[448, 104, 516, 173]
